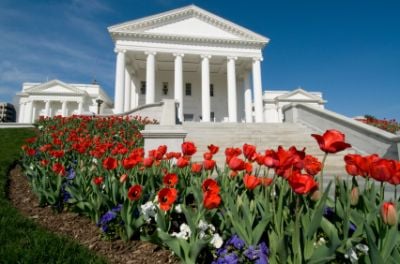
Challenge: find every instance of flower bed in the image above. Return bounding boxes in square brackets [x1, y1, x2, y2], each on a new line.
[356, 115, 400, 134]
[21, 116, 400, 263]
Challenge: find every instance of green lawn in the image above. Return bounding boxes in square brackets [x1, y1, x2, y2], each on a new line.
[0, 128, 106, 264]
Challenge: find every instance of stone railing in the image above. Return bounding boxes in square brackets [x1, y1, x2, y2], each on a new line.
[0, 123, 35, 129]
[100, 99, 179, 126]
[282, 103, 400, 160]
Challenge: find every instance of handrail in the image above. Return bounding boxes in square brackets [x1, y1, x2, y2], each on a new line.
[97, 102, 164, 117]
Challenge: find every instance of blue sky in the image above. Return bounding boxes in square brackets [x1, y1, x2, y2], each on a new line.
[1, 0, 399, 120]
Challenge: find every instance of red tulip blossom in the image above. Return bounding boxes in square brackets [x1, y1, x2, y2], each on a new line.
[344, 154, 365, 177]
[228, 157, 246, 171]
[158, 187, 178, 211]
[119, 173, 128, 183]
[225, 147, 242, 163]
[311, 129, 352, 154]
[260, 177, 273, 187]
[176, 157, 190, 168]
[388, 162, 400, 185]
[52, 162, 65, 176]
[275, 146, 306, 178]
[304, 155, 323, 176]
[122, 157, 140, 170]
[381, 202, 397, 226]
[202, 178, 220, 193]
[191, 163, 203, 173]
[93, 176, 104, 185]
[243, 174, 261, 190]
[203, 159, 216, 171]
[288, 172, 318, 195]
[370, 158, 397, 182]
[50, 150, 65, 158]
[264, 149, 279, 168]
[163, 173, 178, 187]
[128, 184, 143, 201]
[166, 152, 181, 160]
[203, 191, 221, 209]
[207, 144, 219, 154]
[181, 141, 197, 156]
[40, 159, 49, 167]
[243, 143, 257, 161]
[143, 157, 154, 167]
[203, 152, 213, 160]
[103, 157, 118, 170]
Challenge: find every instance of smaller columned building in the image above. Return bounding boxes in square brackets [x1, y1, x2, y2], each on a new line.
[108, 5, 269, 123]
[15, 80, 113, 123]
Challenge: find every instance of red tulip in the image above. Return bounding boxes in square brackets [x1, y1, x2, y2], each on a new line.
[158, 187, 178, 211]
[288, 172, 318, 195]
[243, 174, 261, 190]
[93, 176, 104, 185]
[128, 184, 143, 201]
[143, 157, 154, 167]
[203, 152, 213, 160]
[381, 202, 397, 226]
[122, 157, 139, 169]
[228, 157, 246, 171]
[260, 177, 273, 187]
[311, 129, 352, 153]
[264, 149, 279, 168]
[203, 191, 221, 209]
[191, 163, 202, 173]
[119, 173, 128, 183]
[181, 141, 197, 156]
[103, 157, 118, 170]
[52, 162, 65, 176]
[203, 159, 216, 171]
[207, 144, 219, 154]
[163, 173, 178, 187]
[243, 143, 257, 161]
[176, 157, 189, 168]
[202, 178, 220, 193]
[370, 158, 396, 182]
[304, 155, 322, 176]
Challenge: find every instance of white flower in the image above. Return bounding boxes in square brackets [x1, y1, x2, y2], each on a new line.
[38, 125, 43, 130]
[210, 233, 223, 249]
[198, 220, 209, 232]
[141, 201, 156, 222]
[344, 248, 358, 263]
[171, 223, 191, 240]
[29, 163, 34, 170]
[355, 243, 369, 254]
[208, 223, 215, 233]
[174, 204, 182, 213]
[92, 158, 98, 164]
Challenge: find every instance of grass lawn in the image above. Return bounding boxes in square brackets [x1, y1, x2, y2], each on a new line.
[0, 128, 106, 264]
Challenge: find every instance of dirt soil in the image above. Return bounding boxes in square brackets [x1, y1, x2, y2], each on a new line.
[8, 165, 180, 264]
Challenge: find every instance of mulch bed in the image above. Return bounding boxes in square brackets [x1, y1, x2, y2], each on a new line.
[8, 165, 179, 264]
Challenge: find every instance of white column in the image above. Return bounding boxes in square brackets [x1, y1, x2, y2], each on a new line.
[174, 53, 184, 122]
[124, 68, 131, 112]
[201, 55, 211, 122]
[227, 56, 238, 122]
[45, 100, 50, 117]
[18, 102, 25, 123]
[130, 74, 138, 109]
[78, 101, 83, 114]
[145, 51, 156, 104]
[244, 72, 253, 123]
[61, 101, 67, 117]
[31, 102, 36, 122]
[114, 49, 126, 113]
[252, 57, 264, 123]
[25, 101, 33, 123]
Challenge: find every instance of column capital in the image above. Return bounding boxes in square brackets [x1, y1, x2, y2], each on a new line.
[227, 56, 238, 61]
[252, 56, 263, 62]
[145, 51, 157, 56]
[173, 53, 185, 58]
[200, 54, 212, 59]
[114, 48, 126, 54]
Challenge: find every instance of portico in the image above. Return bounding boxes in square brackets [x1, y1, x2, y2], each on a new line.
[108, 5, 269, 123]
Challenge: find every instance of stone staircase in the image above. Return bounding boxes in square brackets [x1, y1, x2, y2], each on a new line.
[182, 122, 357, 182]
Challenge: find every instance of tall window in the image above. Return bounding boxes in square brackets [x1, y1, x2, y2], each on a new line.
[210, 84, 214, 97]
[185, 83, 192, 96]
[140, 81, 146, 95]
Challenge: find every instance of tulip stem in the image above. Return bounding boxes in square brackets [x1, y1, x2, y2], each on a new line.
[395, 186, 397, 201]
[380, 182, 385, 201]
[320, 153, 328, 191]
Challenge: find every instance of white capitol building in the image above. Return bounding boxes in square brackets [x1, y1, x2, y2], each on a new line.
[16, 5, 325, 124]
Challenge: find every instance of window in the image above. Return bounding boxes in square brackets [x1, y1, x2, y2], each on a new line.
[185, 83, 192, 96]
[184, 113, 194, 121]
[140, 81, 146, 95]
[162, 82, 168, 95]
[210, 84, 214, 97]
[211, 112, 215, 119]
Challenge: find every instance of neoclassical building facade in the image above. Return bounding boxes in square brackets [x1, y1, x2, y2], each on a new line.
[15, 5, 326, 124]
[16, 80, 112, 123]
[109, 5, 268, 123]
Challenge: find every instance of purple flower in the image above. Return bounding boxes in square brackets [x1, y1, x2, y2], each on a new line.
[218, 253, 239, 264]
[112, 204, 122, 212]
[98, 210, 117, 226]
[244, 246, 258, 260]
[227, 234, 245, 250]
[66, 168, 76, 180]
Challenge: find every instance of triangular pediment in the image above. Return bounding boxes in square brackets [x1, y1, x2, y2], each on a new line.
[108, 5, 269, 44]
[25, 80, 86, 95]
[276, 88, 324, 102]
